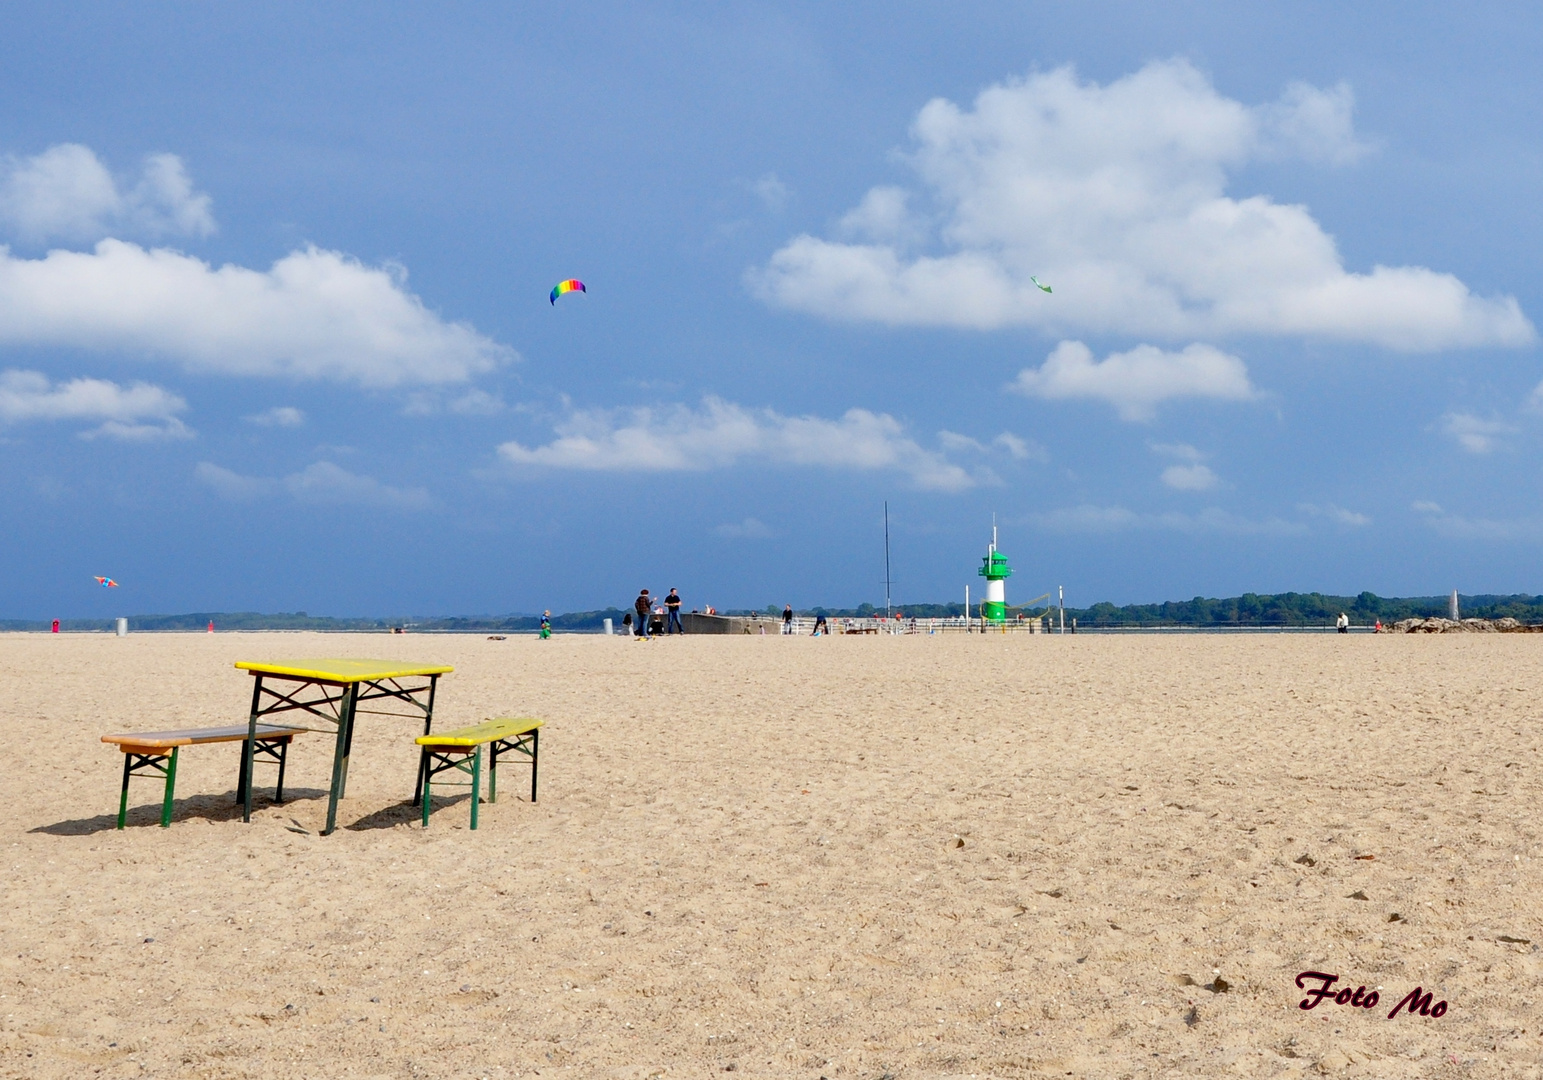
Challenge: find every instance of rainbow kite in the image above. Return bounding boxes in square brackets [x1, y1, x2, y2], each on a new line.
[94, 576, 118, 588]
[549, 279, 586, 305]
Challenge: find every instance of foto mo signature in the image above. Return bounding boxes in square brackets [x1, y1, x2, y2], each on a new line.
[1295, 971, 1448, 1019]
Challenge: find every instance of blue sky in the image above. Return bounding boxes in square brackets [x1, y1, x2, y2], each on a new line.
[4, 3, 1542, 618]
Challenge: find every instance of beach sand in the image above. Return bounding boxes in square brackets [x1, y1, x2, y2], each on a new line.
[1, 630, 1540, 1078]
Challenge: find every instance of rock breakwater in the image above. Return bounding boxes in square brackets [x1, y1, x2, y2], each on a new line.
[1381, 617, 1543, 633]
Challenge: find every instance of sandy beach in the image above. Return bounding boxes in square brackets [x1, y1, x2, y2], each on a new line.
[1, 630, 1540, 1078]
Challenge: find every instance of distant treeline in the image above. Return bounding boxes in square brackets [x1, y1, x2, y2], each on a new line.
[8, 594, 1541, 632]
[1065, 592, 1543, 628]
[774, 593, 1543, 627]
[0, 609, 632, 634]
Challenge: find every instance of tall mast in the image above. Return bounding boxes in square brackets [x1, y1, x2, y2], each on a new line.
[883, 501, 892, 618]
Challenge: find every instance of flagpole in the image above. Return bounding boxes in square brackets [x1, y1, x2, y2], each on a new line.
[883, 501, 892, 620]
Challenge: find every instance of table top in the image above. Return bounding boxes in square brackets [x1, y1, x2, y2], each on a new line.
[234, 658, 454, 683]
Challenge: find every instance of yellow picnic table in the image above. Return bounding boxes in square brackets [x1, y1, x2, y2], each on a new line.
[234, 658, 453, 834]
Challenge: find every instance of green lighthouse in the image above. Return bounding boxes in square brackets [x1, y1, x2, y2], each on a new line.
[977, 525, 1012, 623]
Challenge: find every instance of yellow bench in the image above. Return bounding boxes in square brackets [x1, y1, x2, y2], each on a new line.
[415, 717, 542, 829]
[102, 725, 306, 829]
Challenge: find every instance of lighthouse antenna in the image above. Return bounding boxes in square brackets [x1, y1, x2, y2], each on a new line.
[883, 501, 892, 619]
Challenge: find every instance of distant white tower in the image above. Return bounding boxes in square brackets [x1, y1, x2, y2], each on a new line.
[1449, 590, 1460, 621]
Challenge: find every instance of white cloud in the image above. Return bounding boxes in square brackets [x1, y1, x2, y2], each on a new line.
[993, 432, 1043, 460]
[937, 428, 1046, 462]
[81, 418, 193, 442]
[1161, 463, 1219, 491]
[1414, 509, 1543, 541]
[498, 396, 978, 491]
[1297, 502, 1371, 527]
[937, 429, 983, 453]
[195, 460, 430, 509]
[1012, 340, 1256, 420]
[0, 145, 510, 387]
[402, 388, 505, 416]
[1150, 441, 1205, 462]
[1441, 411, 1514, 454]
[246, 406, 305, 427]
[752, 60, 1532, 349]
[1151, 442, 1220, 490]
[751, 174, 791, 212]
[1411, 498, 1543, 540]
[838, 186, 927, 247]
[194, 462, 277, 500]
[1257, 82, 1372, 165]
[0, 240, 510, 386]
[0, 368, 190, 440]
[0, 144, 214, 244]
[715, 517, 774, 539]
[449, 389, 505, 415]
[1037, 503, 1305, 536]
[284, 461, 431, 509]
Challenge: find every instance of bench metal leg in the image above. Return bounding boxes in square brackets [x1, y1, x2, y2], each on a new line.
[419, 746, 485, 829]
[160, 747, 179, 828]
[237, 736, 293, 807]
[275, 738, 288, 803]
[119, 751, 177, 828]
[118, 755, 133, 829]
[470, 746, 481, 831]
[420, 749, 432, 828]
[236, 740, 250, 805]
[486, 729, 539, 805]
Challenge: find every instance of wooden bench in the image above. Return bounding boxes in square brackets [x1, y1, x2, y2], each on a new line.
[102, 725, 306, 829]
[414, 717, 542, 829]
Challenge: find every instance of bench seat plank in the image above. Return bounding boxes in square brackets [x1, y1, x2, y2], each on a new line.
[416, 717, 542, 748]
[102, 724, 307, 750]
[416, 718, 541, 828]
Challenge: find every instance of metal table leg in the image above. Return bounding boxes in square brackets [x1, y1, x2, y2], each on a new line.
[242, 676, 262, 822]
[412, 674, 439, 806]
[323, 683, 357, 835]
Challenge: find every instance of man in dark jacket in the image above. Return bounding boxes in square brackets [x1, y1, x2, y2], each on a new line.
[634, 589, 652, 639]
[665, 588, 683, 634]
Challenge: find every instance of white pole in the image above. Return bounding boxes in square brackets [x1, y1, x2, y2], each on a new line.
[964, 585, 969, 632]
[116, 617, 128, 637]
[1058, 586, 1064, 635]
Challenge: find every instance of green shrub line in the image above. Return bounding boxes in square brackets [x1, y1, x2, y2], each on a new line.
[10, 592, 1538, 632]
